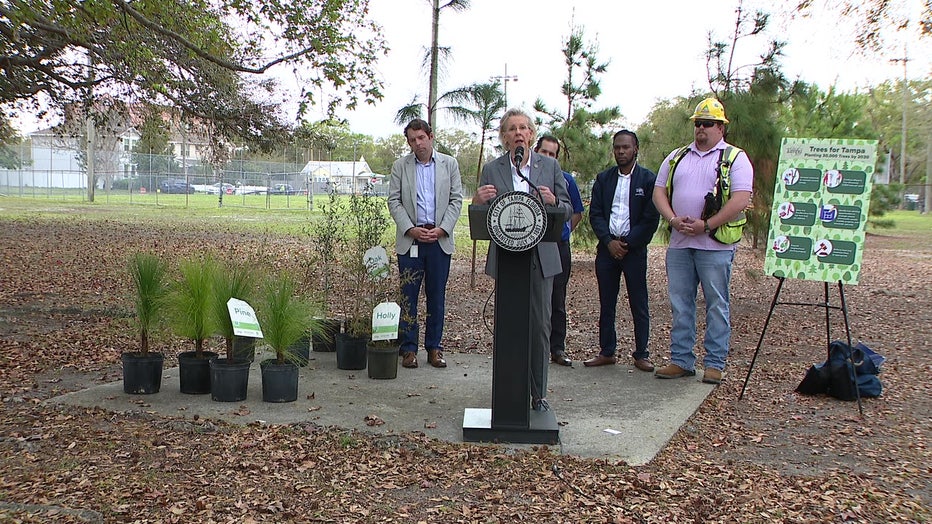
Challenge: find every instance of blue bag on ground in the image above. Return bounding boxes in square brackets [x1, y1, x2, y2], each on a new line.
[795, 340, 883, 400]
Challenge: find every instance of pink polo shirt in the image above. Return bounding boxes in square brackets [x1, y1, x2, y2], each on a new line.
[655, 139, 753, 250]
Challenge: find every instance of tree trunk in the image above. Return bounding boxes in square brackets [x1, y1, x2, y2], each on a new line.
[428, 0, 440, 130]
[470, 129, 487, 289]
[85, 54, 96, 202]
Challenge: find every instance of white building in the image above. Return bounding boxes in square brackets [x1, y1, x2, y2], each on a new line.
[2, 103, 211, 189]
[301, 157, 382, 194]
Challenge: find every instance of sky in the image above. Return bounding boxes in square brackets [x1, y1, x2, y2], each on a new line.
[317, 0, 931, 139]
[13, 0, 931, 139]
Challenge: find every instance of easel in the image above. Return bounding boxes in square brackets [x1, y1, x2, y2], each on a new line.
[739, 276, 863, 416]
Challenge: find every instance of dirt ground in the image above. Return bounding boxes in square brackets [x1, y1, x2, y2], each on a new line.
[0, 214, 929, 523]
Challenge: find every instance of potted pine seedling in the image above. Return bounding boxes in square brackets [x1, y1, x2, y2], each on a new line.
[168, 256, 219, 394]
[122, 252, 168, 394]
[208, 261, 256, 402]
[258, 273, 320, 403]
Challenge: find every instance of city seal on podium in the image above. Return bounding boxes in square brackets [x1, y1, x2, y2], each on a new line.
[486, 191, 547, 252]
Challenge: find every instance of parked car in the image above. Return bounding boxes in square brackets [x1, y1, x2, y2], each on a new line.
[234, 185, 268, 195]
[159, 179, 195, 194]
[268, 183, 301, 195]
[205, 182, 235, 195]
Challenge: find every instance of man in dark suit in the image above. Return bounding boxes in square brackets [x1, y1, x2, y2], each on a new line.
[388, 119, 463, 369]
[472, 108, 573, 411]
[584, 130, 660, 371]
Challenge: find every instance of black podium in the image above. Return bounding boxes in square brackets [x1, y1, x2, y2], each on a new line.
[462, 201, 565, 444]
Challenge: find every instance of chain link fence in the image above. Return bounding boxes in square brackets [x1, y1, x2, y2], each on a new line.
[0, 145, 388, 209]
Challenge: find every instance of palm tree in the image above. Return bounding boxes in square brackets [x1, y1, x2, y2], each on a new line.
[448, 82, 506, 182]
[393, 87, 468, 129]
[396, 82, 504, 176]
[427, 0, 471, 129]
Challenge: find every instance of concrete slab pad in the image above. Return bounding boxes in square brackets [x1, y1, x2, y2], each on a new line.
[48, 351, 714, 466]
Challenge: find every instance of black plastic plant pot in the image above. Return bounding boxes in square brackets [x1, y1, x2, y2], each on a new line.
[121, 352, 165, 394]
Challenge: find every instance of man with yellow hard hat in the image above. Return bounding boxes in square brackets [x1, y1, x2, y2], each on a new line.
[651, 98, 753, 385]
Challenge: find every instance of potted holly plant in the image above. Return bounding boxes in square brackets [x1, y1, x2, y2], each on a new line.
[337, 188, 392, 371]
[167, 256, 219, 394]
[122, 252, 168, 394]
[257, 273, 320, 402]
[208, 260, 257, 402]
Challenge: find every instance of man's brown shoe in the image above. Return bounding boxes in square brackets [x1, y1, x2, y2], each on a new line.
[401, 352, 418, 369]
[654, 363, 696, 379]
[427, 349, 447, 368]
[583, 354, 617, 367]
[633, 358, 655, 372]
[702, 367, 723, 384]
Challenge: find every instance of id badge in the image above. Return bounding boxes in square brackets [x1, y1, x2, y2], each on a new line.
[409, 244, 418, 258]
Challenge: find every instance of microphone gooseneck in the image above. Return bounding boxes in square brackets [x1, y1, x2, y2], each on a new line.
[512, 146, 542, 203]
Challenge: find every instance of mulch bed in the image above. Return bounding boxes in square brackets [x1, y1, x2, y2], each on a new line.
[0, 217, 928, 523]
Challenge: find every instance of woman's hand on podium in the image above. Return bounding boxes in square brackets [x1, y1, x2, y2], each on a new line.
[472, 184, 497, 205]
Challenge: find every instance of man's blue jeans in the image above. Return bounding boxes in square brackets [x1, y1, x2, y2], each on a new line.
[665, 248, 734, 371]
[398, 241, 451, 354]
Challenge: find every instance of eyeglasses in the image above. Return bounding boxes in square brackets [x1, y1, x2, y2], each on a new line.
[694, 121, 717, 128]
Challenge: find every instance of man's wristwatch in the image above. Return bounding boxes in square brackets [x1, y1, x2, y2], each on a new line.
[703, 221, 711, 233]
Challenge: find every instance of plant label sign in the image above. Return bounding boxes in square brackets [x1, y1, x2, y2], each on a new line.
[227, 298, 264, 338]
[371, 302, 400, 341]
[364, 246, 390, 281]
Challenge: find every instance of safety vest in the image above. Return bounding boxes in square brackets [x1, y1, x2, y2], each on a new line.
[665, 145, 746, 244]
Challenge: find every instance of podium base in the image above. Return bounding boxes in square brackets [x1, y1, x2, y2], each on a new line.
[462, 408, 559, 445]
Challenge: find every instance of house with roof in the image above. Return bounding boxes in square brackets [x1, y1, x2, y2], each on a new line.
[301, 156, 385, 194]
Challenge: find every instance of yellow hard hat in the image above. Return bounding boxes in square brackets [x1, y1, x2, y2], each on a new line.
[690, 98, 729, 124]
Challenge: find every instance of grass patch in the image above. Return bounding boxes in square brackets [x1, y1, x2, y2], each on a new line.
[867, 210, 932, 250]
[0, 194, 484, 253]
[1, 195, 350, 237]
[871, 210, 932, 234]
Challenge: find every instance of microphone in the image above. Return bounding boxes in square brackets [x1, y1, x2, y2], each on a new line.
[512, 146, 525, 169]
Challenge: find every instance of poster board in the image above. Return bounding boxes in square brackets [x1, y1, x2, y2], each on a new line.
[764, 138, 878, 285]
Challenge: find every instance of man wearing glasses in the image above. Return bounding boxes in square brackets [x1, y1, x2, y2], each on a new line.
[651, 98, 753, 385]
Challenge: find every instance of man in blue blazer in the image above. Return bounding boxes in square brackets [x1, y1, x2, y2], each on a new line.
[388, 119, 463, 369]
[584, 130, 660, 371]
[472, 108, 572, 411]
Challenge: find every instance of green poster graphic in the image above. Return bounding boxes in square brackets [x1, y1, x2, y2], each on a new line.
[775, 201, 818, 226]
[821, 205, 861, 230]
[764, 138, 877, 284]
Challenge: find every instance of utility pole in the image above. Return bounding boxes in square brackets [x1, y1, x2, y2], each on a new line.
[890, 45, 909, 206]
[490, 64, 518, 108]
[86, 109, 96, 202]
